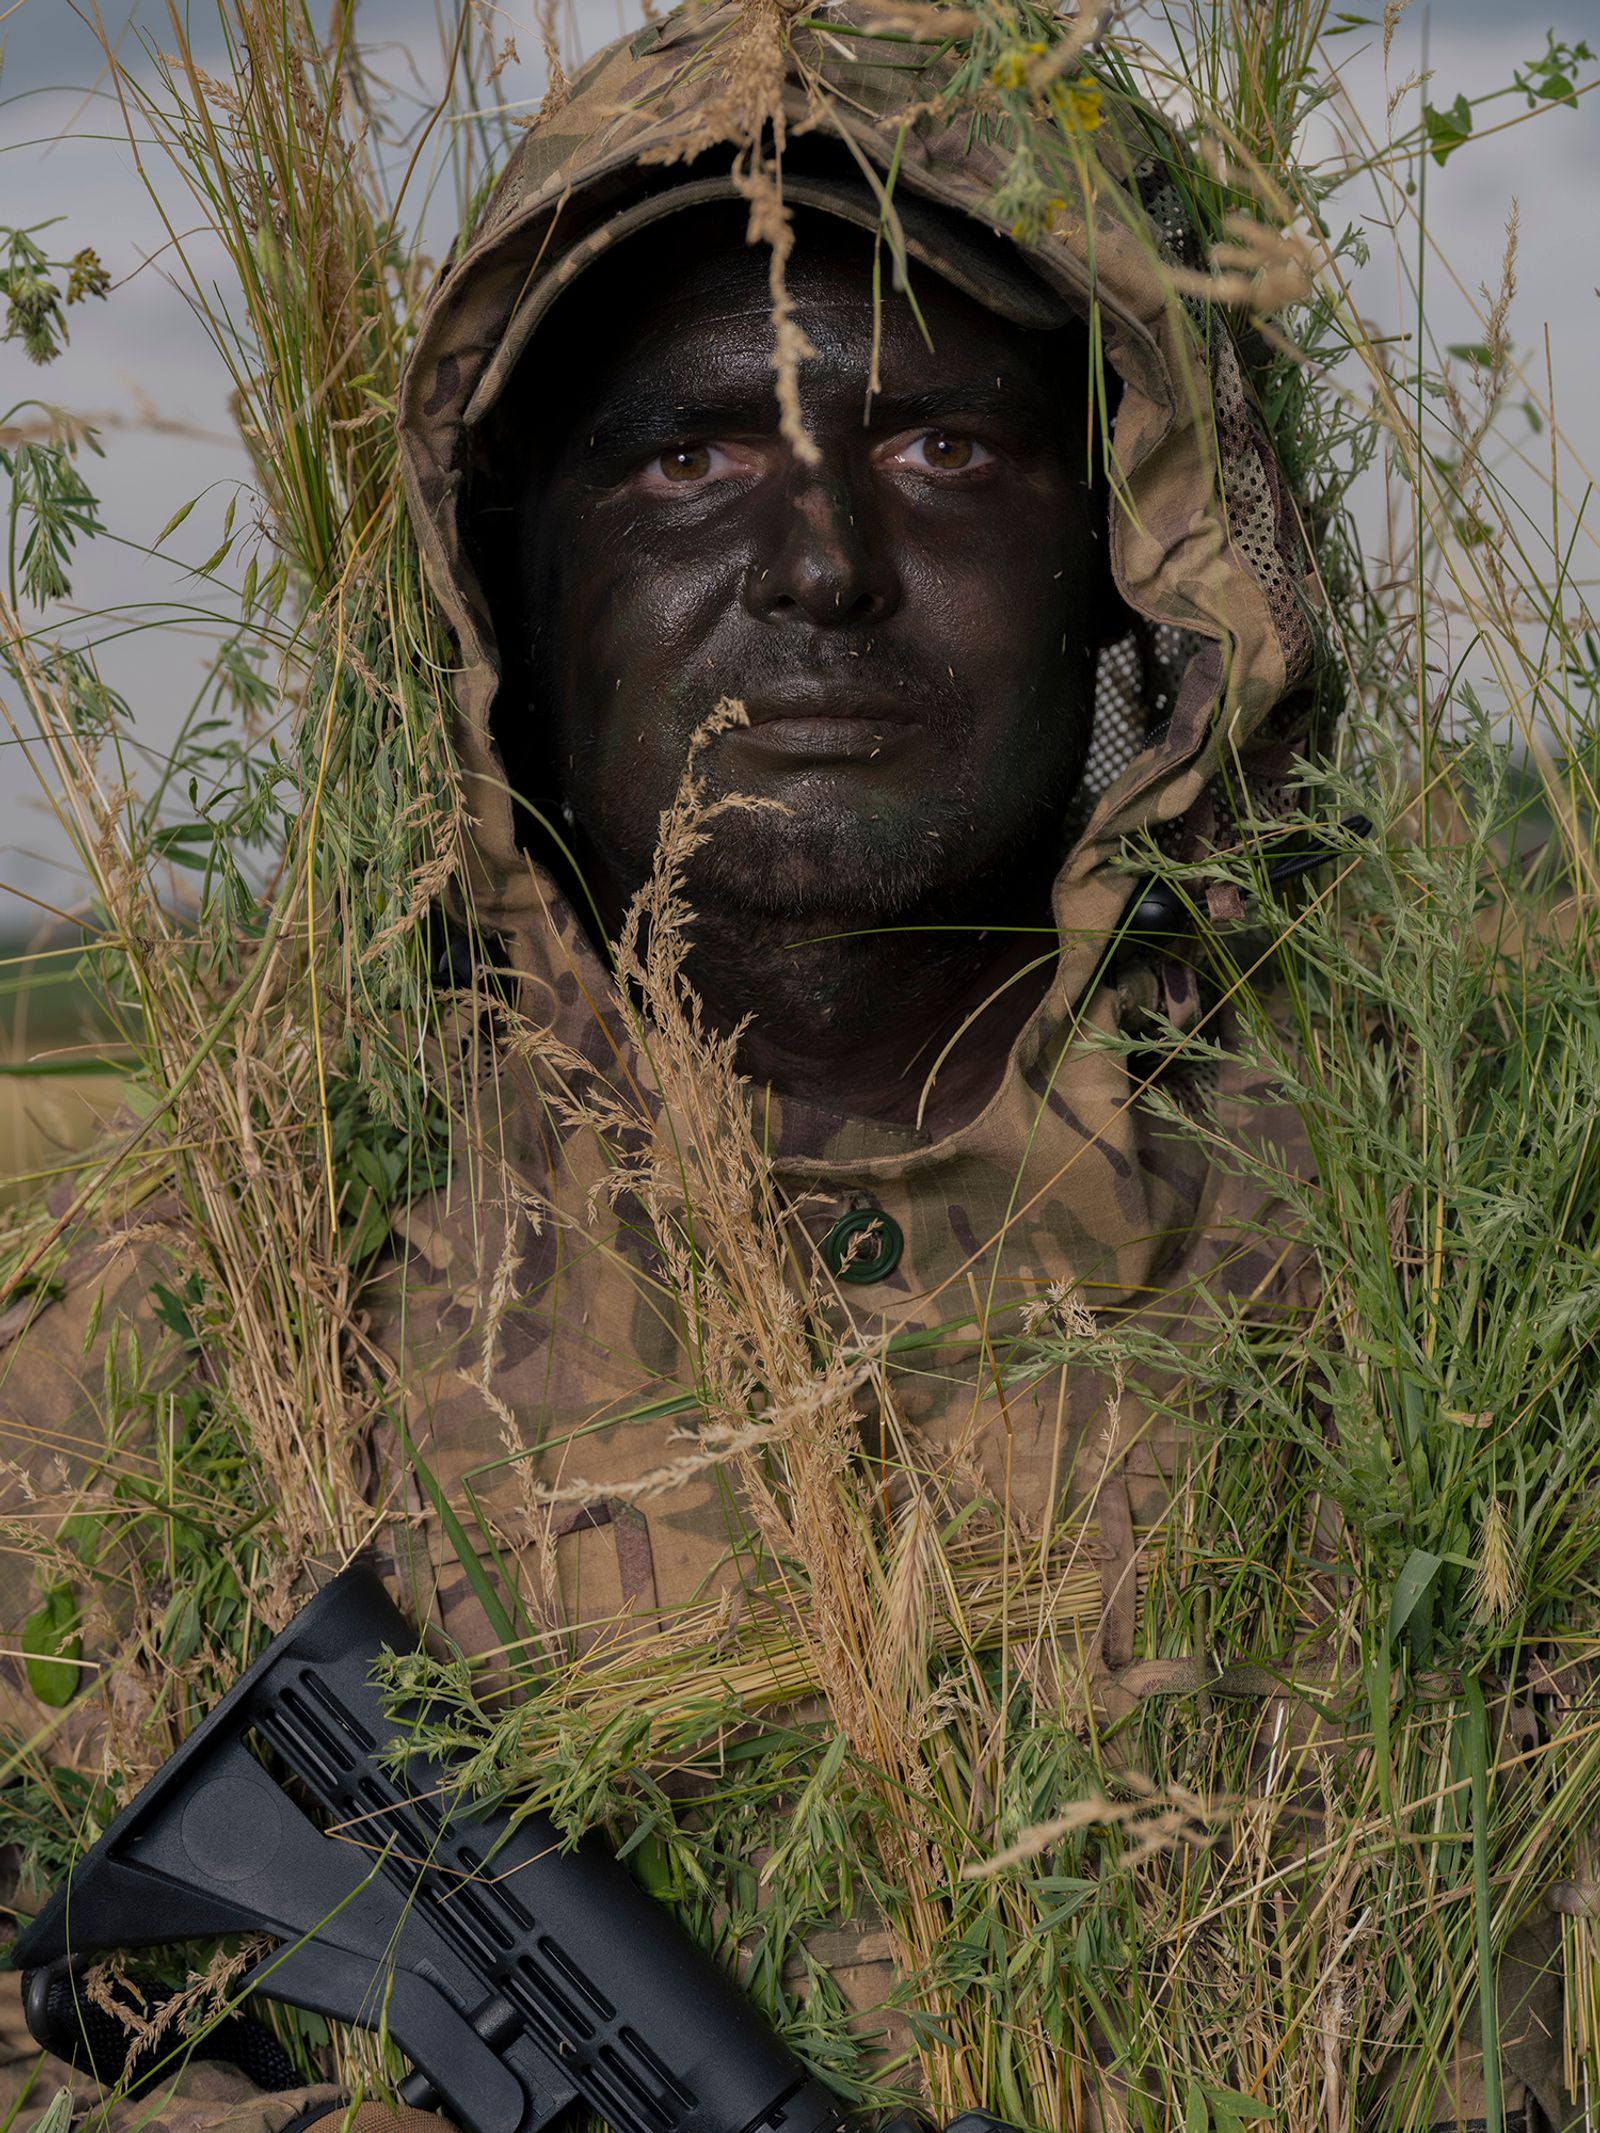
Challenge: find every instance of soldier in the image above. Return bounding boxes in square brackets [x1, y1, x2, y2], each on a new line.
[0, 6, 1571, 2130]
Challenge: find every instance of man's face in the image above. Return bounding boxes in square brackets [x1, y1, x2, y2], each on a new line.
[514, 207, 1111, 925]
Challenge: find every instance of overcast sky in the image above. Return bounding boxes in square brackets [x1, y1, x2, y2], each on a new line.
[2, 0, 1597, 922]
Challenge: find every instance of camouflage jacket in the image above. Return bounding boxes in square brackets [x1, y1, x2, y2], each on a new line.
[0, 8, 1574, 2130]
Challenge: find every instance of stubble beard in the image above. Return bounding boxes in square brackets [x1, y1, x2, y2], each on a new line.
[675, 774, 1028, 929]
[557, 712, 1093, 942]
[530, 621, 1096, 938]
[673, 702, 1094, 933]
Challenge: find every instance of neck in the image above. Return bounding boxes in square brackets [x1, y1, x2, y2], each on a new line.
[693, 906, 1055, 1132]
[571, 835, 1061, 1134]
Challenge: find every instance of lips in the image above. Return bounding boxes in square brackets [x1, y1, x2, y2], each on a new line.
[741, 692, 917, 728]
[730, 701, 923, 764]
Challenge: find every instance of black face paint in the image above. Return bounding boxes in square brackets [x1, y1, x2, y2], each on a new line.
[503, 204, 1113, 939]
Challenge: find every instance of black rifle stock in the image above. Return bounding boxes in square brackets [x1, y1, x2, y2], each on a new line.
[13, 1563, 862, 2133]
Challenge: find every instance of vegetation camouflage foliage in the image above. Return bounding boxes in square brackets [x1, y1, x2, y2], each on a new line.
[3, 2, 1600, 2129]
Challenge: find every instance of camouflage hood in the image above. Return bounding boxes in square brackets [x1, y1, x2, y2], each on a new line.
[374, 10, 1330, 1883]
[397, 0, 1325, 1187]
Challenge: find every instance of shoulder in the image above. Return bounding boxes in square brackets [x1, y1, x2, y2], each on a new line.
[0, 1232, 190, 1805]
[0, 1208, 184, 1428]
[0, 1213, 186, 1693]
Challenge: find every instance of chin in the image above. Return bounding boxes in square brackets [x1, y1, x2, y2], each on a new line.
[684, 805, 963, 925]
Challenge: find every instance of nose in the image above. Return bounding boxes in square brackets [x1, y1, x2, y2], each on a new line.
[743, 470, 901, 627]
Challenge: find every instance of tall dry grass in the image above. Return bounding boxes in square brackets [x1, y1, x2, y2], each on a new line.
[4, 3, 1600, 2130]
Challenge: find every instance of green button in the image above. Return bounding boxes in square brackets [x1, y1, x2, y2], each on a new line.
[820, 1206, 904, 1285]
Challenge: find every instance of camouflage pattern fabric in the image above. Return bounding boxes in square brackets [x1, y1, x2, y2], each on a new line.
[0, 6, 1574, 2128]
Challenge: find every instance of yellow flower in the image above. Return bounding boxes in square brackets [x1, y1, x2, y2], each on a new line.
[1005, 193, 1066, 242]
[990, 39, 1044, 91]
[1050, 74, 1103, 131]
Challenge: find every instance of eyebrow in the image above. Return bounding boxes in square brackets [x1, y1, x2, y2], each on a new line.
[582, 394, 776, 456]
[867, 382, 1058, 429]
[580, 377, 1059, 457]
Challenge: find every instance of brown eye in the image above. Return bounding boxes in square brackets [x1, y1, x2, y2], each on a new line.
[659, 445, 712, 482]
[922, 432, 975, 469]
[879, 429, 996, 478]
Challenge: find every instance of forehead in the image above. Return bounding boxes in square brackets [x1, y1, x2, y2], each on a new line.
[553, 204, 1058, 404]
